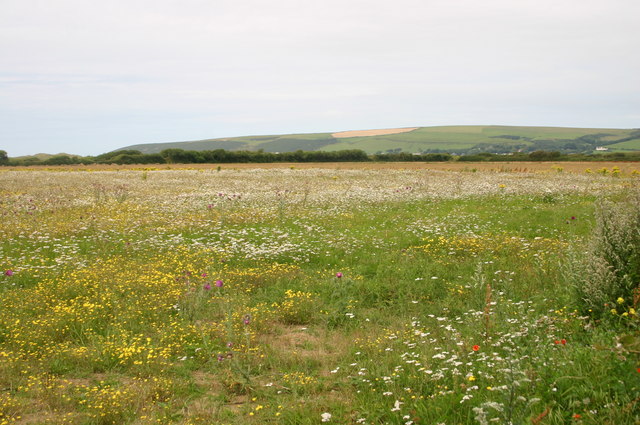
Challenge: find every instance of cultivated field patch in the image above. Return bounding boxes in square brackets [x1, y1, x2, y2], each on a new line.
[332, 128, 419, 138]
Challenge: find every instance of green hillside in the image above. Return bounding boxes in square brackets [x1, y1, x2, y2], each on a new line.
[13, 153, 79, 160]
[117, 126, 640, 155]
[603, 139, 640, 152]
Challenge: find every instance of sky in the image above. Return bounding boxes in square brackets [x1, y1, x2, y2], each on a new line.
[1, 0, 639, 156]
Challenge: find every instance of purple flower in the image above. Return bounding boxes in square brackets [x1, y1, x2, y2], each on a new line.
[335, 272, 343, 278]
[201, 272, 208, 278]
[217, 354, 225, 362]
[215, 279, 224, 288]
[4, 270, 13, 277]
[226, 342, 233, 348]
[243, 314, 251, 325]
[203, 283, 211, 290]
[571, 216, 576, 220]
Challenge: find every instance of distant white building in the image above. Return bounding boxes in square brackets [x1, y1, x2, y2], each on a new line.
[595, 146, 609, 151]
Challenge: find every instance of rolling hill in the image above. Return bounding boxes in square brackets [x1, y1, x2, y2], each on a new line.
[116, 125, 640, 155]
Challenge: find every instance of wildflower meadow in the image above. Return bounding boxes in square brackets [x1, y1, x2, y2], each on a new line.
[0, 166, 638, 424]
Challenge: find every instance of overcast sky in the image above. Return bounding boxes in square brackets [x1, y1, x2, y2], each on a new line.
[1, 0, 639, 156]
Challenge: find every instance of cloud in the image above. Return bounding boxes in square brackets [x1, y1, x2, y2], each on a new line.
[1, 0, 639, 155]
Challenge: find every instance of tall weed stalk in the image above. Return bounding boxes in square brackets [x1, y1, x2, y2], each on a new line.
[570, 193, 640, 321]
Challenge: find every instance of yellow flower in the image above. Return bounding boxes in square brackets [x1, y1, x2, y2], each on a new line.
[629, 308, 636, 315]
[617, 297, 625, 304]
[610, 309, 618, 315]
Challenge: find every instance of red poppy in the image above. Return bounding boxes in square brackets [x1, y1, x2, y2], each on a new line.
[561, 339, 567, 345]
[573, 413, 581, 419]
[472, 345, 480, 351]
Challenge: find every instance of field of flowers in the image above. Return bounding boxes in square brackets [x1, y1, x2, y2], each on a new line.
[0, 167, 638, 424]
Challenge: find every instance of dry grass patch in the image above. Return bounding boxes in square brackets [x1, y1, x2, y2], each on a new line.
[3, 161, 639, 174]
[259, 325, 352, 372]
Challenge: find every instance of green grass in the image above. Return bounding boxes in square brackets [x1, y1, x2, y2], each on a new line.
[328, 126, 633, 153]
[122, 133, 335, 154]
[0, 169, 638, 424]
[603, 138, 640, 151]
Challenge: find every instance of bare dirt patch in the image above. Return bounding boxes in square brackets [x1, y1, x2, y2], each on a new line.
[332, 127, 418, 138]
[257, 325, 352, 375]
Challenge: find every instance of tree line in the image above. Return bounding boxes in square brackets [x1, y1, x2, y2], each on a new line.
[1, 148, 640, 166]
[1, 149, 451, 165]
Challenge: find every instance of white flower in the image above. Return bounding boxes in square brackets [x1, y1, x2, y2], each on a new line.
[460, 394, 473, 403]
[321, 412, 332, 422]
[391, 400, 403, 412]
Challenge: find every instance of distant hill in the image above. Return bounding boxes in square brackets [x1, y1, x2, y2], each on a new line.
[13, 153, 80, 160]
[115, 125, 640, 155]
